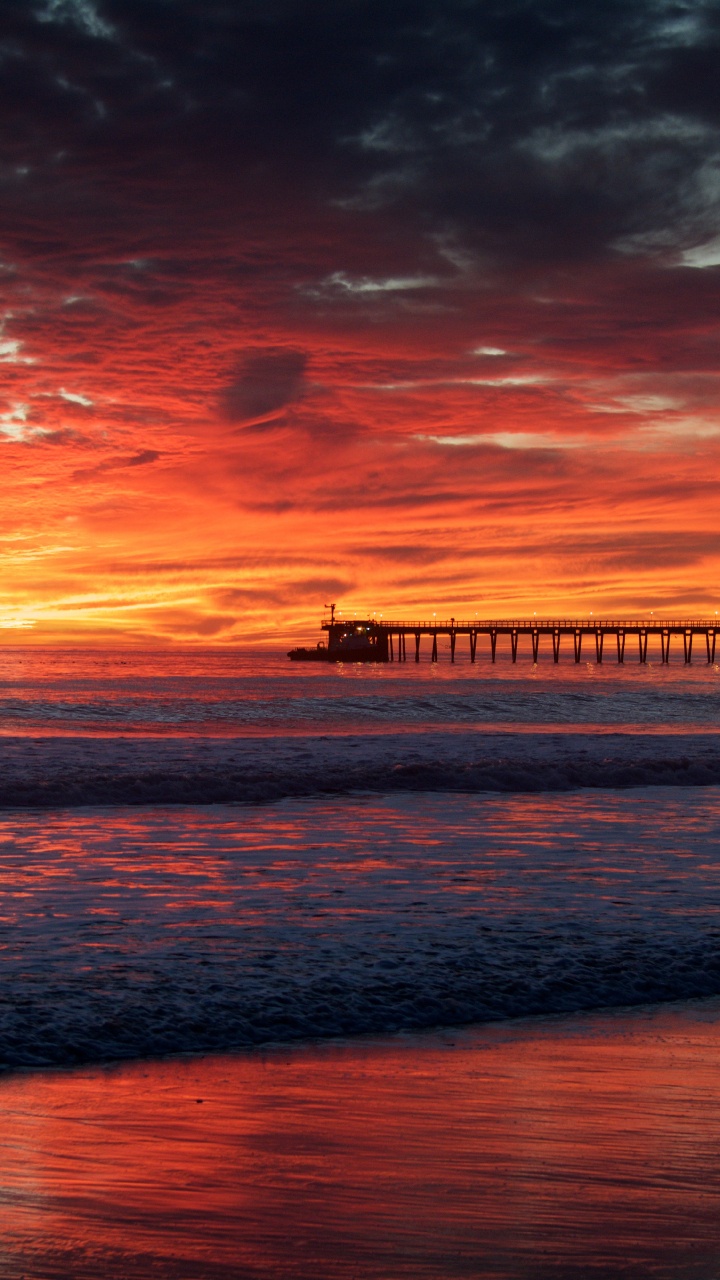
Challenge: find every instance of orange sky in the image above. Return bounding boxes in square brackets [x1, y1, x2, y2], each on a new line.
[2, 2, 720, 643]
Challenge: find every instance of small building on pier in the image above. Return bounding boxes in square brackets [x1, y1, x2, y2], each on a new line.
[288, 606, 388, 662]
[324, 619, 389, 662]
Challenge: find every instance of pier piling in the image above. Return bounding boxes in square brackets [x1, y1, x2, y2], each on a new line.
[552, 627, 561, 663]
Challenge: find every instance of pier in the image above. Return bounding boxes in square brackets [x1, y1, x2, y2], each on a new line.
[320, 616, 719, 664]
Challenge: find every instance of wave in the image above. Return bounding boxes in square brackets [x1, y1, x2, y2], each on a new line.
[1, 730, 720, 806]
[0, 682, 719, 734]
[1, 785, 719, 1069]
[3, 918, 720, 1070]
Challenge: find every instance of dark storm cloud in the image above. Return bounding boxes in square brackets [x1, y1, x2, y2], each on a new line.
[4, 0, 720, 273]
[219, 350, 308, 423]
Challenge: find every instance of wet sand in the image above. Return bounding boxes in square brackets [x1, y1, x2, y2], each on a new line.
[2, 1001, 720, 1278]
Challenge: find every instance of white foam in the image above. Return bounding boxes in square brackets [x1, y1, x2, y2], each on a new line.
[1, 786, 720, 1068]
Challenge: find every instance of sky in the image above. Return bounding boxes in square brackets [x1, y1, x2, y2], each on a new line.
[2, 0, 720, 644]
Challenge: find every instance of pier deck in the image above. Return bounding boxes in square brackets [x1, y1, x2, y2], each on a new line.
[322, 618, 719, 663]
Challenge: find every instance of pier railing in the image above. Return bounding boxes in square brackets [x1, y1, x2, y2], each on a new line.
[367, 618, 719, 631]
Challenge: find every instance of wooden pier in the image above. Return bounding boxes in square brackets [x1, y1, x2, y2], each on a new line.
[322, 617, 719, 664]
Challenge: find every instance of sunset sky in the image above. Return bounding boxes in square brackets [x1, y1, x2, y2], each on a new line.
[2, 0, 720, 643]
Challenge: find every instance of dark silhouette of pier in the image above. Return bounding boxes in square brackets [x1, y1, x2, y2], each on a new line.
[321, 613, 719, 664]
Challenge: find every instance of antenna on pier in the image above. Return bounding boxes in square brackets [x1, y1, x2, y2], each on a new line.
[325, 602, 336, 623]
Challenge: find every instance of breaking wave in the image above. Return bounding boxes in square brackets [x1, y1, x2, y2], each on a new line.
[1, 730, 720, 806]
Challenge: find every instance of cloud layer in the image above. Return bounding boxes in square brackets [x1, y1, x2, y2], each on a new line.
[2, 0, 720, 639]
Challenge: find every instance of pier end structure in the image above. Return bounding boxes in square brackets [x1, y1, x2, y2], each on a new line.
[322, 617, 390, 662]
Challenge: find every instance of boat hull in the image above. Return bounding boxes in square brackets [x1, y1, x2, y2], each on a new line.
[288, 647, 384, 663]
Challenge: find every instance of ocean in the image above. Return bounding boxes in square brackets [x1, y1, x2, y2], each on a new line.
[1, 644, 720, 1070]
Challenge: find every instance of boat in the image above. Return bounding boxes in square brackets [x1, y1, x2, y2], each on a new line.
[288, 641, 329, 662]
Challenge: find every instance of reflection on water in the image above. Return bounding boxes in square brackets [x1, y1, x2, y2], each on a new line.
[2, 1001, 720, 1278]
[2, 791, 720, 1066]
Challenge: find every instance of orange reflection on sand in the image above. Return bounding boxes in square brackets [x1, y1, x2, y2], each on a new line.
[2, 1001, 720, 1278]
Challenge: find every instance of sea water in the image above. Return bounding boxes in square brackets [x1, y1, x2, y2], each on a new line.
[0, 645, 719, 1068]
[0, 643, 719, 738]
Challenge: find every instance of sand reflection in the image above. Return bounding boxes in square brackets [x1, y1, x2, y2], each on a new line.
[3, 1000, 720, 1278]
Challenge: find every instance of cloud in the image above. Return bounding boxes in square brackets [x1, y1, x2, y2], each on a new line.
[0, 404, 32, 441]
[72, 449, 160, 478]
[292, 576, 355, 596]
[59, 388, 94, 406]
[680, 236, 720, 267]
[304, 272, 441, 298]
[172, 613, 237, 637]
[35, 0, 115, 40]
[111, 449, 160, 468]
[413, 431, 586, 451]
[218, 350, 308, 424]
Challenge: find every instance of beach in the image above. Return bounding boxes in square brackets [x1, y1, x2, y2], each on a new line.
[3, 999, 720, 1279]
